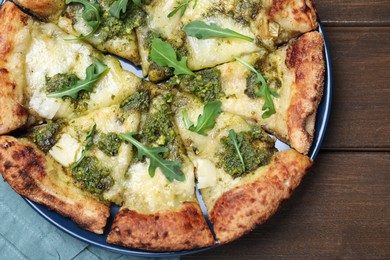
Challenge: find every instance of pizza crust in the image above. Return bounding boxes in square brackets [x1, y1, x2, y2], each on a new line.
[0, 2, 31, 134]
[209, 149, 312, 244]
[107, 202, 215, 251]
[286, 31, 325, 154]
[0, 136, 110, 234]
[12, 0, 64, 20]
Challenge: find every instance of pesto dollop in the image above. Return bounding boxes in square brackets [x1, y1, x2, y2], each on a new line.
[217, 128, 276, 178]
[120, 90, 150, 112]
[245, 72, 281, 99]
[96, 133, 122, 156]
[45, 73, 79, 93]
[45, 73, 91, 113]
[30, 121, 64, 153]
[142, 103, 176, 146]
[208, 1, 261, 26]
[166, 68, 223, 103]
[71, 156, 114, 195]
[100, 3, 145, 40]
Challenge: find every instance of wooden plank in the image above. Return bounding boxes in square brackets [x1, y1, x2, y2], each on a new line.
[315, 0, 390, 26]
[183, 152, 390, 259]
[320, 27, 390, 149]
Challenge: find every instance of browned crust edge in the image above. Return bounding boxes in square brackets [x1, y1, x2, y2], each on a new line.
[0, 2, 29, 135]
[286, 31, 325, 154]
[107, 202, 215, 251]
[0, 135, 110, 234]
[209, 150, 312, 244]
[12, 0, 64, 20]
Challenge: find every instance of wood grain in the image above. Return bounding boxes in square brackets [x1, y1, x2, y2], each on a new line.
[315, 0, 390, 26]
[320, 27, 390, 149]
[184, 152, 390, 259]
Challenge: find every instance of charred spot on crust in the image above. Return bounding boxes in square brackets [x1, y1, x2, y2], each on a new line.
[126, 229, 132, 236]
[15, 104, 28, 117]
[2, 141, 14, 150]
[3, 160, 11, 169]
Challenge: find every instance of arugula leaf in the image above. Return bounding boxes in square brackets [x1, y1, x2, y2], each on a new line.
[233, 56, 278, 119]
[227, 129, 245, 172]
[168, 0, 198, 18]
[71, 124, 97, 170]
[47, 60, 108, 99]
[65, 0, 101, 40]
[150, 38, 194, 76]
[182, 100, 221, 136]
[119, 132, 185, 182]
[109, 0, 128, 18]
[109, 0, 141, 18]
[183, 20, 254, 42]
[132, 0, 141, 6]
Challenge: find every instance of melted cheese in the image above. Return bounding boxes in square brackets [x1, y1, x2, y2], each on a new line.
[185, 16, 261, 70]
[25, 22, 141, 120]
[122, 159, 195, 214]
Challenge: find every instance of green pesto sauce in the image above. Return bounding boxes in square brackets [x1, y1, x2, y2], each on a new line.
[96, 133, 122, 156]
[100, 3, 145, 40]
[45, 73, 79, 93]
[207, 0, 260, 26]
[71, 156, 113, 195]
[142, 104, 175, 146]
[217, 128, 276, 178]
[166, 68, 223, 103]
[30, 121, 64, 153]
[45, 73, 91, 113]
[245, 72, 281, 99]
[120, 90, 150, 112]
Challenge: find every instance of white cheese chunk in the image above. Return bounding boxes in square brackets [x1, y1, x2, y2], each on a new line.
[49, 134, 82, 167]
[195, 159, 217, 189]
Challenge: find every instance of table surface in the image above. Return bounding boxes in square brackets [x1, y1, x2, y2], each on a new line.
[184, 1, 390, 259]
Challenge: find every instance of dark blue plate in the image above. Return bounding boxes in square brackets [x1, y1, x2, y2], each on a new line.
[24, 23, 332, 257]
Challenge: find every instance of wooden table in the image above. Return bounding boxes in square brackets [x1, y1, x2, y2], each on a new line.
[184, 1, 390, 259]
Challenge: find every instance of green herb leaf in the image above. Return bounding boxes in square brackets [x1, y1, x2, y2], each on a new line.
[227, 129, 245, 172]
[71, 124, 97, 169]
[182, 100, 221, 136]
[65, 0, 101, 40]
[168, 0, 197, 18]
[150, 38, 194, 76]
[132, 0, 141, 6]
[183, 20, 254, 42]
[233, 56, 278, 119]
[109, 0, 141, 18]
[47, 60, 108, 99]
[119, 132, 185, 182]
[109, 0, 128, 18]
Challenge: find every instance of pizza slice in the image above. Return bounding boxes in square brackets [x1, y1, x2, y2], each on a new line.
[13, 0, 143, 64]
[172, 91, 312, 243]
[136, 0, 318, 81]
[0, 96, 144, 233]
[0, 2, 142, 134]
[107, 90, 215, 251]
[0, 135, 110, 234]
[164, 31, 324, 154]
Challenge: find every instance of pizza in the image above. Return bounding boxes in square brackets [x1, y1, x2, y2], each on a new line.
[0, 0, 325, 252]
